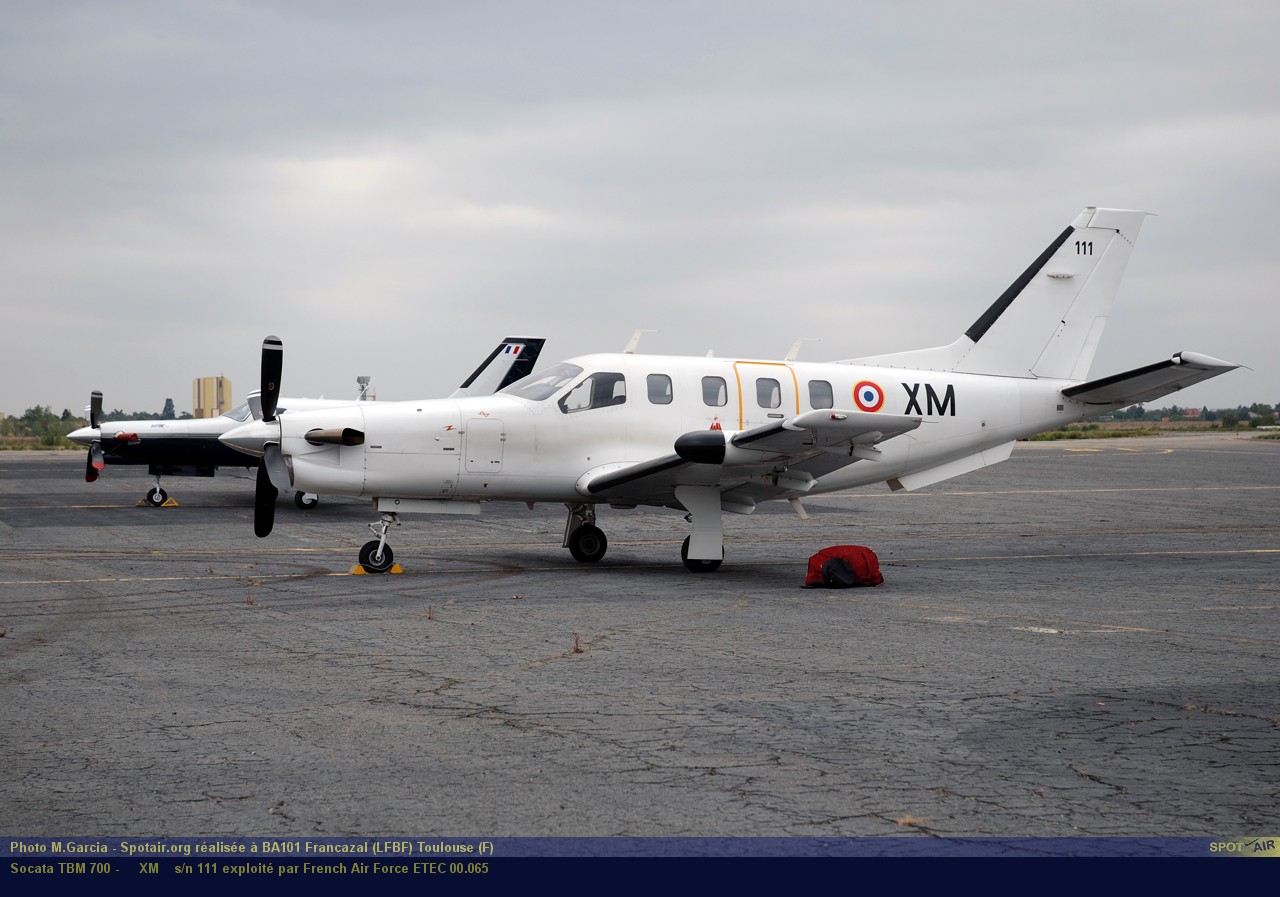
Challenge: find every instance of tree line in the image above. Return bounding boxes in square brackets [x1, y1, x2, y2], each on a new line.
[1, 401, 189, 448]
[1109, 402, 1277, 427]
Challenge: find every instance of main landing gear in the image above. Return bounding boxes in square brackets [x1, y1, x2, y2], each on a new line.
[294, 492, 319, 510]
[144, 484, 169, 507]
[564, 504, 608, 562]
[563, 499, 726, 572]
[680, 537, 722, 573]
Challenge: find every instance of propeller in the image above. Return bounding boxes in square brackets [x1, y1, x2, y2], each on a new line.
[261, 335, 283, 422]
[254, 464, 277, 538]
[254, 335, 285, 537]
[85, 390, 106, 483]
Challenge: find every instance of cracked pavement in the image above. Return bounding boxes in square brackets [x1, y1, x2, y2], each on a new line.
[1, 433, 1277, 837]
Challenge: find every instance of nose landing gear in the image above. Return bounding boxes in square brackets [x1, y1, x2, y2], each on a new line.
[357, 511, 399, 574]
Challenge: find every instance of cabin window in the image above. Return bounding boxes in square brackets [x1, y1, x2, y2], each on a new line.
[808, 380, 833, 409]
[559, 372, 627, 413]
[702, 376, 727, 407]
[647, 374, 673, 405]
[756, 378, 781, 409]
[501, 362, 584, 401]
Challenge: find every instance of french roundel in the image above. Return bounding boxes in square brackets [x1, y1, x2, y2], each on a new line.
[853, 380, 885, 413]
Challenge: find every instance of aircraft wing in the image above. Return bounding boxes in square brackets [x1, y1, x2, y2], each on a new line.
[584, 409, 921, 506]
[728, 409, 921, 456]
[1062, 351, 1239, 406]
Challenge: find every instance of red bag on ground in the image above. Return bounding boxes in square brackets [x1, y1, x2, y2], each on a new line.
[803, 545, 884, 588]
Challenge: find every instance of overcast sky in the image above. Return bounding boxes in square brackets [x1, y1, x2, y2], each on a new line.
[2, 0, 1276, 417]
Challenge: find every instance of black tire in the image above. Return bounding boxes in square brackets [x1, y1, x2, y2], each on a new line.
[568, 524, 608, 563]
[680, 536, 723, 573]
[145, 487, 168, 507]
[359, 539, 394, 574]
[294, 492, 319, 510]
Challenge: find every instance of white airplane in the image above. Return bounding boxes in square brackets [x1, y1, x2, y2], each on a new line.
[68, 337, 544, 507]
[220, 206, 1238, 573]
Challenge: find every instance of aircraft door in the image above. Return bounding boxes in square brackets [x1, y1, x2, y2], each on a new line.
[464, 417, 505, 473]
[732, 362, 799, 429]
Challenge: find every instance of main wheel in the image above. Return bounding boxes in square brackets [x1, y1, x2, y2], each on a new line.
[294, 492, 319, 510]
[145, 486, 168, 507]
[680, 536, 723, 573]
[568, 524, 608, 563]
[359, 539, 395, 574]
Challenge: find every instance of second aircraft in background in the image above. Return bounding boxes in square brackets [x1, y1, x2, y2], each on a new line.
[67, 337, 544, 507]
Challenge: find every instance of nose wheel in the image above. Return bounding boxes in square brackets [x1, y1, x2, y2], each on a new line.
[294, 492, 319, 510]
[145, 486, 168, 507]
[358, 540, 395, 574]
[357, 511, 399, 573]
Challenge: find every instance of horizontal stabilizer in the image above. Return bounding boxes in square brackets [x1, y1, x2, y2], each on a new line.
[1062, 352, 1239, 406]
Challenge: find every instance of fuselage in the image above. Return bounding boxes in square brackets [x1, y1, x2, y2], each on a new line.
[225, 353, 1099, 507]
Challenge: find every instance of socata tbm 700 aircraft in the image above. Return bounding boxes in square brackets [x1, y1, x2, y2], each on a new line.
[220, 206, 1237, 574]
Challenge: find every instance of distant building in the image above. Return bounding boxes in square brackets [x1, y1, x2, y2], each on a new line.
[193, 376, 232, 419]
[1183, 407, 1202, 418]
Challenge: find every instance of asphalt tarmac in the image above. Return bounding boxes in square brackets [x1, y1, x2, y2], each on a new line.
[1, 433, 1277, 839]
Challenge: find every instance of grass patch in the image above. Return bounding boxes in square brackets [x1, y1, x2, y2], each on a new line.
[1028, 425, 1162, 440]
[0, 437, 79, 450]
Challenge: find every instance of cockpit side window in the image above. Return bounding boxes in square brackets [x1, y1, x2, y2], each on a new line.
[222, 403, 253, 422]
[559, 372, 626, 413]
[500, 362, 585, 401]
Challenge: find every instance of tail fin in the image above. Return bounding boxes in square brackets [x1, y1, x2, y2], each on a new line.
[851, 206, 1148, 381]
[450, 337, 546, 398]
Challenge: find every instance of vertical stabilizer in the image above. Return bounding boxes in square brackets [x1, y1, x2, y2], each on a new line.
[848, 207, 1147, 381]
[956, 206, 1147, 380]
[450, 337, 546, 398]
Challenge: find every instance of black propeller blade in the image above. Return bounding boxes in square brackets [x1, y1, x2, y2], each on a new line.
[254, 336, 284, 537]
[254, 463, 277, 538]
[90, 390, 103, 429]
[261, 335, 283, 423]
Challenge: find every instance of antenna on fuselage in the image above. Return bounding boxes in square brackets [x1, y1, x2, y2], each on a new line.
[623, 330, 659, 354]
[785, 338, 819, 362]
